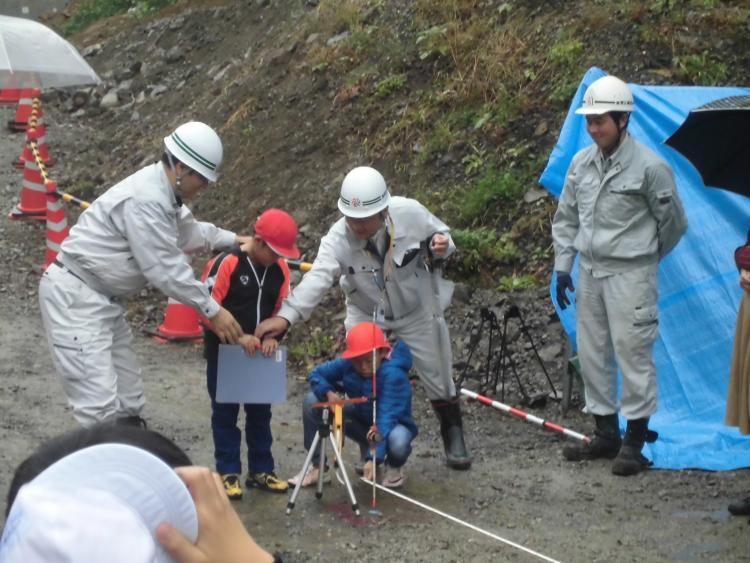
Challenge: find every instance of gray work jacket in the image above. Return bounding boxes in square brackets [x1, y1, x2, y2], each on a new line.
[58, 162, 236, 318]
[278, 196, 455, 324]
[552, 133, 688, 276]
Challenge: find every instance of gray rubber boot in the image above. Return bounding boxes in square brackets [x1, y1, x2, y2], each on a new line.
[432, 399, 472, 470]
[612, 417, 653, 476]
[563, 413, 621, 461]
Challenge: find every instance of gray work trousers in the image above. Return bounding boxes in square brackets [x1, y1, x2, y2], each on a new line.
[576, 264, 659, 420]
[38, 263, 145, 426]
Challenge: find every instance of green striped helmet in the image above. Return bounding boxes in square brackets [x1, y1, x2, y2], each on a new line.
[164, 121, 223, 182]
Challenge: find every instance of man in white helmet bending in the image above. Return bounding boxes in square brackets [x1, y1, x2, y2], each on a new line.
[256, 166, 471, 469]
[39, 121, 247, 427]
[552, 75, 687, 476]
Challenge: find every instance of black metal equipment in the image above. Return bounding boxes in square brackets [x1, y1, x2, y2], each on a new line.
[457, 302, 558, 405]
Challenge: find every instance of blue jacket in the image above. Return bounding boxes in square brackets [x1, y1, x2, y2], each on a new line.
[308, 340, 418, 461]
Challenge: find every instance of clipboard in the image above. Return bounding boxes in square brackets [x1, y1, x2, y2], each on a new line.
[216, 344, 287, 404]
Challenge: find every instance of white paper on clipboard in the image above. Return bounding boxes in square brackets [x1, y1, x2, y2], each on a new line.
[216, 344, 287, 404]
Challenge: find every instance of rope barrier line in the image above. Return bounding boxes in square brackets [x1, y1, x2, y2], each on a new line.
[360, 478, 562, 563]
[28, 140, 90, 209]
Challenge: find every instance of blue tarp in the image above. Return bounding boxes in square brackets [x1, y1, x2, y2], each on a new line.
[540, 66, 750, 470]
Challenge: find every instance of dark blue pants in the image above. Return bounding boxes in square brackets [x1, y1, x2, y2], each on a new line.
[206, 354, 274, 475]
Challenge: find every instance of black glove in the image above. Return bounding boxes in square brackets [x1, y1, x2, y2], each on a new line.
[555, 271, 574, 310]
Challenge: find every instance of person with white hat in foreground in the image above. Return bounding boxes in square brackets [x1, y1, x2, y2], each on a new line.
[39, 121, 249, 428]
[288, 322, 417, 488]
[552, 75, 687, 475]
[1, 425, 275, 563]
[256, 166, 472, 470]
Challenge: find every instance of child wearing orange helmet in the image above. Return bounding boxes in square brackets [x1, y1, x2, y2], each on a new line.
[288, 322, 418, 488]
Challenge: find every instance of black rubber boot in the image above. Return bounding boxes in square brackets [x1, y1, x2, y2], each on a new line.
[611, 417, 654, 476]
[728, 496, 750, 516]
[432, 399, 472, 470]
[115, 415, 148, 429]
[562, 414, 621, 461]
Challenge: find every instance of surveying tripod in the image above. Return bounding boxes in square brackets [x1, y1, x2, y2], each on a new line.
[458, 302, 557, 404]
[286, 397, 368, 516]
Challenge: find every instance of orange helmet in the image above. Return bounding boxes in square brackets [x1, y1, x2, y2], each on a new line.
[341, 322, 391, 359]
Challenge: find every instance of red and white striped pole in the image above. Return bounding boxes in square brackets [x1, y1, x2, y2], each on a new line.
[460, 388, 591, 443]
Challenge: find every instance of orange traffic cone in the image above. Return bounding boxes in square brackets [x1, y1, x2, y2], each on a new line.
[8, 140, 47, 220]
[8, 89, 40, 132]
[0, 88, 24, 105]
[14, 121, 54, 169]
[152, 298, 204, 343]
[43, 180, 69, 269]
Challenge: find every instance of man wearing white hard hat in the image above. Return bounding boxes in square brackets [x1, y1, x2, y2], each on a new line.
[256, 166, 472, 470]
[552, 75, 687, 475]
[39, 122, 248, 428]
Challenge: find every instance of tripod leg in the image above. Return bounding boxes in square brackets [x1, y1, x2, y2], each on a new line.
[518, 314, 558, 398]
[287, 431, 322, 515]
[327, 434, 360, 516]
[316, 435, 327, 499]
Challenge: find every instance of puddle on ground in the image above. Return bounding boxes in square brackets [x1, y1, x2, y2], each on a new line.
[670, 509, 731, 524]
[671, 542, 728, 561]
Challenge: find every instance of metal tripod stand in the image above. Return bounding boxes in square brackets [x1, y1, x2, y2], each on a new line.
[286, 399, 365, 516]
[458, 302, 557, 404]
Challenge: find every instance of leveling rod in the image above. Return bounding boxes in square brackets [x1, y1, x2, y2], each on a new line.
[460, 388, 590, 443]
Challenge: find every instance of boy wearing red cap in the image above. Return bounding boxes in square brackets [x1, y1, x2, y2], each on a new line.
[202, 209, 300, 500]
[288, 322, 418, 489]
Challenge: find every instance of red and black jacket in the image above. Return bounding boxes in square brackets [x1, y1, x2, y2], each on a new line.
[201, 247, 290, 358]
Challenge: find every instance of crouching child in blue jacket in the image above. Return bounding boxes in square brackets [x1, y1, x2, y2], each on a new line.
[287, 322, 418, 489]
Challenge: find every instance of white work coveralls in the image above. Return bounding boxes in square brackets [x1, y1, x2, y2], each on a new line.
[552, 133, 688, 419]
[38, 163, 236, 426]
[278, 196, 457, 400]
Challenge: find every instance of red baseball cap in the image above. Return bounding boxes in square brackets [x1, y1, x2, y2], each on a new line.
[341, 322, 392, 359]
[254, 209, 300, 259]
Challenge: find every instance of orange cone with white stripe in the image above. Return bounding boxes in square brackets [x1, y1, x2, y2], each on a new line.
[0, 88, 24, 105]
[15, 121, 54, 169]
[8, 137, 47, 220]
[8, 89, 40, 132]
[152, 298, 204, 343]
[43, 179, 69, 269]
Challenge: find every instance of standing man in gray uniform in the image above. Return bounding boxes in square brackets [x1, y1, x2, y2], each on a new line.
[552, 76, 688, 476]
[256, 166, 471, 469]
[39, 121, 246, 427]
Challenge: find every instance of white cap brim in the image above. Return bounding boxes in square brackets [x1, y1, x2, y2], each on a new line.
[0, 444, 197, 563]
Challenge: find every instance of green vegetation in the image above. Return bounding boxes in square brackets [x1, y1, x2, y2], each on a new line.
[374, 74, 407, 98]
[452, 228, 521, 276]
[497, 274, 537, 292]
[288, 329, 336, 372]
[63, 0, 177, 35]
[673, 53, 729, 85]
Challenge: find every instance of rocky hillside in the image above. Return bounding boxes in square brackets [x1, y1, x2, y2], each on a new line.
[35, 0, 750, 381]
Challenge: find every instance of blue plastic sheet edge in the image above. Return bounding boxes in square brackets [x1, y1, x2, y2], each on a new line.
[540, 67, 750, 471]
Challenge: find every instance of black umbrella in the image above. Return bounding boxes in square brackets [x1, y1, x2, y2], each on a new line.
[665, 95, 750, 197]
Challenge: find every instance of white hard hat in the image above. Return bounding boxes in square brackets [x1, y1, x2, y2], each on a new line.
[575, 75, 634, 115]
[338, 166, 391, 218]
[163, 121, 223, 182]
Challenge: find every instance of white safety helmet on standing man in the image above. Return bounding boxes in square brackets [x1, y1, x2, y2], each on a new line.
[338, 166, 391, 218]
[575, 75, 634, 116]
[163, 121, 223, 182]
